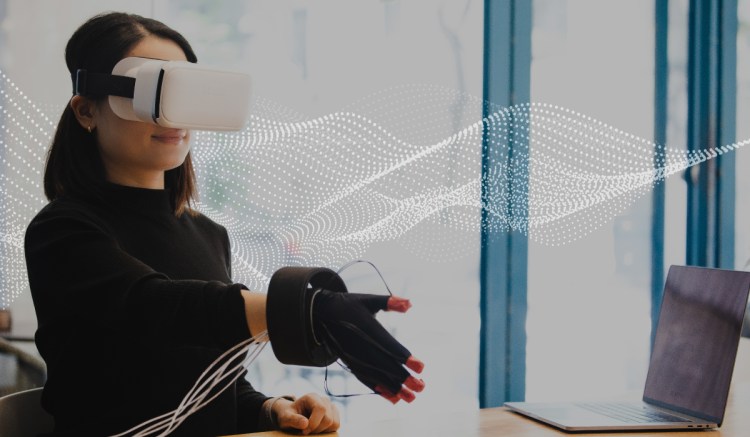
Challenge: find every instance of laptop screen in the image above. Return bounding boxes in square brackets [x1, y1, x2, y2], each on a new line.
[643, 265, 750, 424]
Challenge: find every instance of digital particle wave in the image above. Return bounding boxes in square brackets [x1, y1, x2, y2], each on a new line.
[0, 76, 746, 304]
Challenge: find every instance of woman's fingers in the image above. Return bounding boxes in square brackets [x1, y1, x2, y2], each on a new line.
[303, 402, 327, 435]
[282, 393, 341, 435]
[277, 412, 309, 431]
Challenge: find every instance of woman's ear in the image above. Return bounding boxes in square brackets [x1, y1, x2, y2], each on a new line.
[69, 95, 98, 132]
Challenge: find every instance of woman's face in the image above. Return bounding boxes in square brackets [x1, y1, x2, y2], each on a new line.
[93, 35, 190, 189]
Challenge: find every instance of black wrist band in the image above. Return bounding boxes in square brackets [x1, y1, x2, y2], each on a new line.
[266, 266, 348, 366]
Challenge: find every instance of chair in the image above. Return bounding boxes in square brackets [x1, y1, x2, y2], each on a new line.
[0, 387, 54, 436]
[0, 337, 47, 397]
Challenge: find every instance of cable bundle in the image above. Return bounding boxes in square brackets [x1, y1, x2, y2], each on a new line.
[110, 331, 269, 437]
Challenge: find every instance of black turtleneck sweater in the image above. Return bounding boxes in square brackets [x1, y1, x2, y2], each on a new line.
[24, 184, 269, 436]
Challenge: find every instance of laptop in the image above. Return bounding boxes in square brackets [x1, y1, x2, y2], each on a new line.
[505, 265, 750, 431]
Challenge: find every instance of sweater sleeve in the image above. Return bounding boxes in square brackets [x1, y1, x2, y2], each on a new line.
[220, 223, 273, 431]
[236, 376, 272, 432]
[24, 203, 251, 349]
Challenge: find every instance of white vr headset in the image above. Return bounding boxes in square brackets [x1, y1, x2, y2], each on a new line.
[74, 57, 252, 131]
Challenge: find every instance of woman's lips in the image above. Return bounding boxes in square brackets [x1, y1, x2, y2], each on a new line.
[152, 129, 187, 144]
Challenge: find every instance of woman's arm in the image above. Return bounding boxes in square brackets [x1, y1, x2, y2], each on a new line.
[241, 289, 268, 339]
[25, 204, 250, 349]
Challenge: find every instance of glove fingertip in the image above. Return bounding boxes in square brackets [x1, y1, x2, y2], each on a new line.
[405, 376, 425, 393]
[387, 296, 412, 312]
[375, 385, 400, 404]
[406, 355, 425, 373]
[399, 388, 416, 403]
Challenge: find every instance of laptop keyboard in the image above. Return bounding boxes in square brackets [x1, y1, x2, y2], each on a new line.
[575, 402, 692, 424]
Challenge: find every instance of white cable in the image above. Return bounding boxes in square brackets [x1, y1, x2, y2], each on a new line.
[158, 335, 268, 436]
[109, 331, 269, 437]
[142, 339, 262, 436]
[137, 336, 267, 437]
[163, 335, 263, 432]
[113, 340, 256, 437]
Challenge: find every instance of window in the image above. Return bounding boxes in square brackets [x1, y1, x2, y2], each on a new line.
[735, 0, 750, 331]
[735, 1, 750, 271]
[526, 0, 655, 401]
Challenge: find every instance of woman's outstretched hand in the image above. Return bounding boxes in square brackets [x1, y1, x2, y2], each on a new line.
[312, 291, 425, 403]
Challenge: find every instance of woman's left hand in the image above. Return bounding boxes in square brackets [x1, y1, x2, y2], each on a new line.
[274, 393, 340, 435]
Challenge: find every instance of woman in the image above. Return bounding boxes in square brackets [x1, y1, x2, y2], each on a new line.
[24, 11, 421, 436]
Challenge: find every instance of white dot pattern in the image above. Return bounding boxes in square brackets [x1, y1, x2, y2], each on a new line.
[0, 80, 746, 305]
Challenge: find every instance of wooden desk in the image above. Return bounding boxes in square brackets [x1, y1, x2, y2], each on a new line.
[230, 338, 750, 437]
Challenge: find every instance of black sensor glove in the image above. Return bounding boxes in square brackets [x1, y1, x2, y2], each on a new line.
[312, 290, 425, 403]
[265, 266, 425, 404]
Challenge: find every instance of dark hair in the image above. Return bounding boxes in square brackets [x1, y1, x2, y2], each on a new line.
[44, 12, 199, 215]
